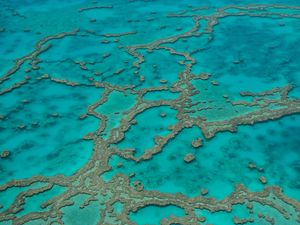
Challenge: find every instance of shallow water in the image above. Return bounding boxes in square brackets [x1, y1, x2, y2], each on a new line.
[0, 1, 300, 225]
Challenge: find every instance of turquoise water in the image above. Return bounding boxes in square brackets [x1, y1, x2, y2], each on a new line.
[130, 205, 185, 225]
[0, 1, 300, 225]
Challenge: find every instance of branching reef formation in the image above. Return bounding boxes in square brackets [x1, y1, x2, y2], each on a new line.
[0, 3, 299, 225]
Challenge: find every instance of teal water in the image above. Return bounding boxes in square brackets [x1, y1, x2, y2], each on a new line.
[0, 1, 300, 225]
[130, 205, 185, 225]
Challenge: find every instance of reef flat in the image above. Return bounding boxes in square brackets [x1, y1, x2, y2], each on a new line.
[0, 0, 300, 224]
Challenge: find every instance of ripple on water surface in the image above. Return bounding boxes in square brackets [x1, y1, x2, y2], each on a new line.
[0, 79, 102, 183]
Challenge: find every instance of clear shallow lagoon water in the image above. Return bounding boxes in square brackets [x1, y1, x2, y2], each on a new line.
[0, 1, 300, 225]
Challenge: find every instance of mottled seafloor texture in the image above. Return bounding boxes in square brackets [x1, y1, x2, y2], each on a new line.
[0, 0, 300, 224]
